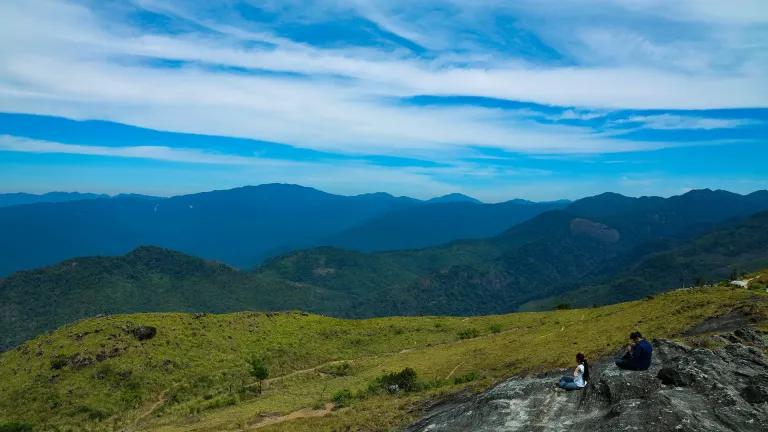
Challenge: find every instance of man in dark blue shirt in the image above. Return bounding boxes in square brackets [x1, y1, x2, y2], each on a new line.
[615, 331, 653, 371]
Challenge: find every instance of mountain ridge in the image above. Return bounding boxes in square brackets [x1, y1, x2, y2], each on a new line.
[0, 184, 564, 276]
[0, 191, 109, 208]
[3, 188, 768, 351]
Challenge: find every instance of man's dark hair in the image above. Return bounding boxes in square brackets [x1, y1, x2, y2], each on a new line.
[630, 331, 643, 340]
[576, 353, 590, 382]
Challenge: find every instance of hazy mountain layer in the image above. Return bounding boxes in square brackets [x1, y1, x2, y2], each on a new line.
[0, 184, 563, 276]
[2, 189, 768, 350]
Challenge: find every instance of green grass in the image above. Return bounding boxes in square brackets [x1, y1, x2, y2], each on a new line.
[1, 282, 766, 432]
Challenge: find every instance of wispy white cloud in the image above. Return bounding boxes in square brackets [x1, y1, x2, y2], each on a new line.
[0, 135, 262, 165]
[613, 114, 761, 130]
[0, 0, 765, 163]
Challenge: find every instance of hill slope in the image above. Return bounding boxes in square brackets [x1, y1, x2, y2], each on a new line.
[263, 189, 768, 315]
[0, 282, 766, 431]
[0, 246, 355, 351]
[519, 209, 768, 310]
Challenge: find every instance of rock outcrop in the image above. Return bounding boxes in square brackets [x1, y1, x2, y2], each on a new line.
[406, 328, 768, 431]
[132, 326, 157, 341]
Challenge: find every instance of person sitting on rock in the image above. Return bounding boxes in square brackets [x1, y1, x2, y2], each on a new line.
[558, 353, 590, 390]
[615, 331, 653, 371]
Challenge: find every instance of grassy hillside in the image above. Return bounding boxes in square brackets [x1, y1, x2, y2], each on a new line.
[0, 247, 356, 351]
[1, 279, 766, 432]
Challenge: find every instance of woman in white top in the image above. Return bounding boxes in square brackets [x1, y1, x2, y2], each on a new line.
[558, 353, 589, 390]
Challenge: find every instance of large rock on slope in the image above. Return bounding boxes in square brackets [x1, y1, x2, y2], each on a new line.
[406, 328, 768, 432]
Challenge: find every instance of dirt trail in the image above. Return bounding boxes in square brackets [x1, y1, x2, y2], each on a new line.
[123, 388, 170, 431]
[246, 359, 354, 389]
[244, 403, 335, 430]
[125, 327, 517, 429]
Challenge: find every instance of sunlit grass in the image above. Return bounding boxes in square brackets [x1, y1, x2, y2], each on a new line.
[1, 280, 766, 432]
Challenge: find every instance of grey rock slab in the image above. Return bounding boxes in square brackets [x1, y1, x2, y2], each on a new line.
[406, 329, 768, 432]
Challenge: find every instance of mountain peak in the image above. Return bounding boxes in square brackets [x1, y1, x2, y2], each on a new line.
[240, 183, 323, 193]
[678, 188, 737, 198]
[354, 191, 395, 199]
[427, 193, 482, 204]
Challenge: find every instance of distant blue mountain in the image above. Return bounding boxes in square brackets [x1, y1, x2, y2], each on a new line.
[427, 193, 482, 204]
[0, 184, 571, 276]
[0, 192, 108, 208]
[112, 193, 162, 201]
[0, 184, 422, 275]
[323, 199, 569, 251]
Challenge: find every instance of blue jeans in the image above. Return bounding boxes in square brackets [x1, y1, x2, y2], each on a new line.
[615, 352, 647, 371]
[615, 358, 636, 370]
[559, 376, 581, 390]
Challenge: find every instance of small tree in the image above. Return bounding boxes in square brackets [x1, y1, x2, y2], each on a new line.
[376, 367, 419, 392]
[457, 328, 480, 340]
[332, 389, 354, 407]
[730, 269, 740, 281]
[247, 355, 269, 393]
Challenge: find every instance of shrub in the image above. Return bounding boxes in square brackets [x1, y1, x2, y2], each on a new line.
[321, 362, 352, 377]
[457, 328, 480, 340]
[202, 394, 238, 410]
[489, 323, 503, 334]
[421, 377, 448, 390]
[0, 423, 34, 432]
[555, 303, 572, 310]
[374, 367, 419, 393]
[332, 389, 354, 407]
[50, 355, 70, 370]
[453, 371, 479, 385]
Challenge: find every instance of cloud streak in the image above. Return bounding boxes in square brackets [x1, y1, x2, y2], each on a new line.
[0, 0, 766, 199]
[0, 135, 266, 165]
[0, 0, 766, 158]
[613, 114, 761, 130]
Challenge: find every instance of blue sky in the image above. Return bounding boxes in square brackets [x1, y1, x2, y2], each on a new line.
[0, 0, 766, 201]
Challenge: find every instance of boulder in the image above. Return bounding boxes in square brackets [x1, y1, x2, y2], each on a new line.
[407, 328, 768, 432]
[728, 328, 767, 348]
[742, 385, 768, 404]
[657, 367, 689, 387]
[132, 326, 157, 341]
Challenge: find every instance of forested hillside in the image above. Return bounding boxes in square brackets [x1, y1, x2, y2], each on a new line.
[3, 189, 768, 350]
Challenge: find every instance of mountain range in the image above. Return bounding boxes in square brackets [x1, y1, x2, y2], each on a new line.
[0, 184, 567, 276]
[0, 192, 109, 207]
[2, 187, 768, 350]
[261, 189, 768, 316]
